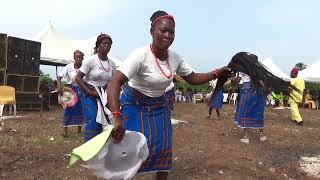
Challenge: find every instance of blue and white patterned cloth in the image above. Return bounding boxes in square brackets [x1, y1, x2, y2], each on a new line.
[235, 82, 266, 129]
[63, 86, 84, 127]
[120, 85, 173, 173]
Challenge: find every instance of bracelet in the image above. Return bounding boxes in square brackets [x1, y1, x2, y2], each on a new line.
[112, 111, 122, 117]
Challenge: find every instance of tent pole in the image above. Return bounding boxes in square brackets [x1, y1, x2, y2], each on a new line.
[56, 66, 58, 79]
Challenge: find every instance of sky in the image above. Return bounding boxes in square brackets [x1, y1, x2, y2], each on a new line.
[1, 0, 320, 78]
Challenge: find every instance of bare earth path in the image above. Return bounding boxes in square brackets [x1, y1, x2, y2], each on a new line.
[1, 103, 319, 180]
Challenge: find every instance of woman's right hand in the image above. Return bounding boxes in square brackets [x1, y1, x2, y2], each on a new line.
[111, 116, 125, 143]
[213, 66, 232, 79]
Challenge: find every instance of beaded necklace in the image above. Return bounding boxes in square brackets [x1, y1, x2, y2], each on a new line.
[150, 45, 172, 79]
[98, 56, 110, 72]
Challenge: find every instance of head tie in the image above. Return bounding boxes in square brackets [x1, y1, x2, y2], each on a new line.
[151, 15, 174, 27]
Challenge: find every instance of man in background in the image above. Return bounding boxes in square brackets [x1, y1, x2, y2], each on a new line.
[289, 67, 305, 126]
[39, 81, 50, 111]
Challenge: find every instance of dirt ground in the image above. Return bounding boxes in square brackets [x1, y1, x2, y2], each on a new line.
[0, 103, 319, 180]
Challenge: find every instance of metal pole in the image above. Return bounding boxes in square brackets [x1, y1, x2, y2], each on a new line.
[55, 66, 58, 79]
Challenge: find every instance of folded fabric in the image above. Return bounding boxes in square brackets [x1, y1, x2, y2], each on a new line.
[69, 126, 114, 167]
[95, 86, 113, 129]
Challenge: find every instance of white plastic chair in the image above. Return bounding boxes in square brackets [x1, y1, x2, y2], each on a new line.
[229, 93, 238, 105]
[193, 94, 203, 103]
[223, 93, 229, 103]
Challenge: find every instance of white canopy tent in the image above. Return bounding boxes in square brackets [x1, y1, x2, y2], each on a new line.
[299, 61, 320, 82]
[33, 23, 123, 67]
[262, 58, 291, 81]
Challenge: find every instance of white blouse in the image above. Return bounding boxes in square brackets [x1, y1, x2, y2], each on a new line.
[118, 46, 193, 97]
[80, 54, 117, 87]
[59, 63, 79, 86]
[239, 72, 251, 84]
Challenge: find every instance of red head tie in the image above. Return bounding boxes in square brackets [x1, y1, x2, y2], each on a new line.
[151, 15, 175, 27]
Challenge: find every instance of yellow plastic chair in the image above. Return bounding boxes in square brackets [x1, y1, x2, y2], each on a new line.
[304, 93, 316, 109]
[0, 86, 16, 116]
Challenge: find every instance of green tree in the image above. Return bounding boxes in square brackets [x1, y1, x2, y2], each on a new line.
[305, 82, 320, 92]
[39, 70, 54, 86]
[174, 81, 210, 93]
[295, 62, 307, 71]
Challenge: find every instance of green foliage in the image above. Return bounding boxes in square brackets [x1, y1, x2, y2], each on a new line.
[271, 92, 288, 101]
[60, 81, 67, 87]
[305, 82, 320, 92]
[39, 70, 54, 86]
[174, 79, 240, 94]
[174, 82, 210, 93]
[295, 62, 307, 71]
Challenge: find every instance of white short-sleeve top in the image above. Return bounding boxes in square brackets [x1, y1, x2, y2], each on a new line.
[59, 63, 79, 86]
[239, 72, 251, 84]
[118, 46, 193, 97]
[79, 54, 117, 87]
